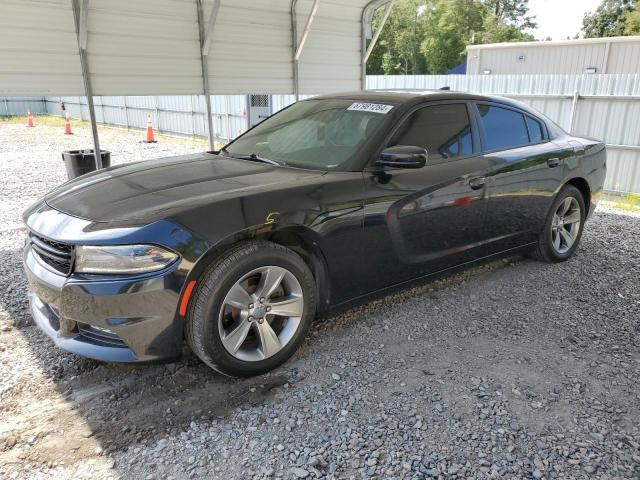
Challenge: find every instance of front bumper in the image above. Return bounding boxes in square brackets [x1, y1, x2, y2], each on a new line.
[24, 241, 184, 363]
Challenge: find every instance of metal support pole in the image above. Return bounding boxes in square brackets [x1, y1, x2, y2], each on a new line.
[569, 90, 580, 134]
[291, 0, 300, 101]
[361, 0, 394, 90]
[360, 20, 368, 90]
[602, 41, 611, 74]
[72, 0, 102, 169]
[78, 0, 89, 49]
[153, 95, 160, 133]
[291, 0, 320, 101]
[197, 0, 215, 150]
[201, 0, 221, 57]
[190, 95, 197, 138]
[225, 96, 232, 141]
[294, 0, 320, 61]
[363, 0, 393, 64]
[123, 95, 129, 130]
[606, 143, 640, 151]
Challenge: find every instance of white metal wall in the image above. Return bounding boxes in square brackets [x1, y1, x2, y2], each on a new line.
[0, 0, 377, 96]
[43, 95, 249, 141]
[204, 0, 293, 94]
[203, 0, 365, 94]
[0, 98, 47, 116]
[0, 0, 83, 95]
[85, 0, 202, 95]
[367, 74, 640, 194]
[294, 0, 364, 93]
[467, 37, 640, 75]
[3, 74, 639, 193]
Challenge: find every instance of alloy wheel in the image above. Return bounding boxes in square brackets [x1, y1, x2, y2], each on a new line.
[550, 197, 581, 255]
[218, 266, 304, 362]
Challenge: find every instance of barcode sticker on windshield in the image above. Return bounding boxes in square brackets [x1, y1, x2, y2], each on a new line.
[347, 102, 394, 114]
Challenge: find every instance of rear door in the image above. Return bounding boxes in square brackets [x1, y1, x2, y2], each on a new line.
[361, 101, 495, 292]
[474, 103, 569, 251]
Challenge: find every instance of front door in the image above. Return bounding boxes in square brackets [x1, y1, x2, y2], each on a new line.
[361, 102, 494, 292]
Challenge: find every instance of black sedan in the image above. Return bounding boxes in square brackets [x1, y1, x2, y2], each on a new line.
[23, 91, 606, 377]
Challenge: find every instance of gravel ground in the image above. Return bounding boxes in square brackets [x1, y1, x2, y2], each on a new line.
[1, 122, 639, 480]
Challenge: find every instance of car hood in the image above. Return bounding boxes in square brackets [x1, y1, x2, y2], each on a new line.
[44, 153, 327, 222]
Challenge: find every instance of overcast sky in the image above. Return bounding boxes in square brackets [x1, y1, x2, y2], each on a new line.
[527, 0, 603, 40]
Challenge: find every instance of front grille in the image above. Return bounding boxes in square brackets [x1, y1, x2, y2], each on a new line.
[77, 324, 128, 348]
[29, 233, 73, 275]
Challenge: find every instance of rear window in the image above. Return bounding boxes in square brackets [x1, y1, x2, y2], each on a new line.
[526, 116, 544, 143]
[477, 104, 529, 151]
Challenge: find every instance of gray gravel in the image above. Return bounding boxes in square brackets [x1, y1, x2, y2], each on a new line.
[0, 122, 204, 232]
[1, 123, 639, 479]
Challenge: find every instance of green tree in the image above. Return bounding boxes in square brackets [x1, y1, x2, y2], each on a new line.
[367, 0, 429, 75]
[477, 13, 536, 43]
[582, 0, 636, 37]
[366, 0, 537, 75]
[623, 8, 640, 33]
[483, 0, 537, 29]
[420, 0, 486, 73]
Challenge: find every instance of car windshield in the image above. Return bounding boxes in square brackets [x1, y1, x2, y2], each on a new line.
[223, 99, 395, 170]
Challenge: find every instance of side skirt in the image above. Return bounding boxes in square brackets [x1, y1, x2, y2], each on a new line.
[317, 242, 538, 319]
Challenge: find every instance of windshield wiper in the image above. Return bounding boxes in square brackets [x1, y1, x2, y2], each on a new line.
[235, 153, 283, 166]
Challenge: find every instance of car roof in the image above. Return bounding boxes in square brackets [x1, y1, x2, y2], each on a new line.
[310, 89, 546, 121]
[315, 89, 529, 106]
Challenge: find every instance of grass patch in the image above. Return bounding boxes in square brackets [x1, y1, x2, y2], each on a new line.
[1, 114, 215, 148]
[1, 114, 82, 127]
[602, 192, 640, 212]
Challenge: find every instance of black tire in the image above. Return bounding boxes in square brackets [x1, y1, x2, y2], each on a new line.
[531, 184, 586, 263]
[185, 240, 316, 377]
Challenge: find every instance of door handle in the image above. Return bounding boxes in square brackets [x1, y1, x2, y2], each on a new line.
[468, 177, 486, 190]
[547, 157, 560, 168]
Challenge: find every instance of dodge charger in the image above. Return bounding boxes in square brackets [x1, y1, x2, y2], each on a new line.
[23, 91, 606, 377]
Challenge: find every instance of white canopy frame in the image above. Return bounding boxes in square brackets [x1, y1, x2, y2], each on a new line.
[0, 0, 393, 167]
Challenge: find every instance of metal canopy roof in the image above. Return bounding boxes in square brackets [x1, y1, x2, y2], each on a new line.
[1, 0, 394, 163]
[0, 0, 392, 96]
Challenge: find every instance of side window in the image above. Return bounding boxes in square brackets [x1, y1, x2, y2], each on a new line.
[390, 103, 473, 161]
[526, 116, 544, 143]
[477, 104, 529, 151]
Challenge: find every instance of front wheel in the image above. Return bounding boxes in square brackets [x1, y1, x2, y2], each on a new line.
[185, 241, 316, 377]
[531, 184, 585, 263]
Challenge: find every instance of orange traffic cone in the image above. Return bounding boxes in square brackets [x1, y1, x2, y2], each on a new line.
[143, 114, 157, 143]
[64, 112, 73, 135]
[27, 111, 34, 127]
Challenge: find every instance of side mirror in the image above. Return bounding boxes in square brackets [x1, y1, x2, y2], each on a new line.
[377, 146, 427, 169]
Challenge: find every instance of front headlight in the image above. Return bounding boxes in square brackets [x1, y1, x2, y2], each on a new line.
[74, 245, 179, 274]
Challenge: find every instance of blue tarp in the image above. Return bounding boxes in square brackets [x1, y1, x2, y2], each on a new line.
[447, 62, 466, 74]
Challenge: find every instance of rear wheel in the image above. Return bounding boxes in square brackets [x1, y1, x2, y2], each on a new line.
[531, 185, 585, 263]
[185, 241, 316, 377]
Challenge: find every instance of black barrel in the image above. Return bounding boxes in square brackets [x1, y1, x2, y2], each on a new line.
[61, 149, 111, 180]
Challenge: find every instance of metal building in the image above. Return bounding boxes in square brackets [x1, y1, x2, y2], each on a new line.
[0, 0, 395, 161]
[467, 36, 640, 75]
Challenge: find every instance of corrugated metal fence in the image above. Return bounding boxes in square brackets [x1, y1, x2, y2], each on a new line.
[43, 96, 250, 142]
[367, 74, 640, 194]
[1, 97, 47, 116]
[2, 74, 639, 193]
